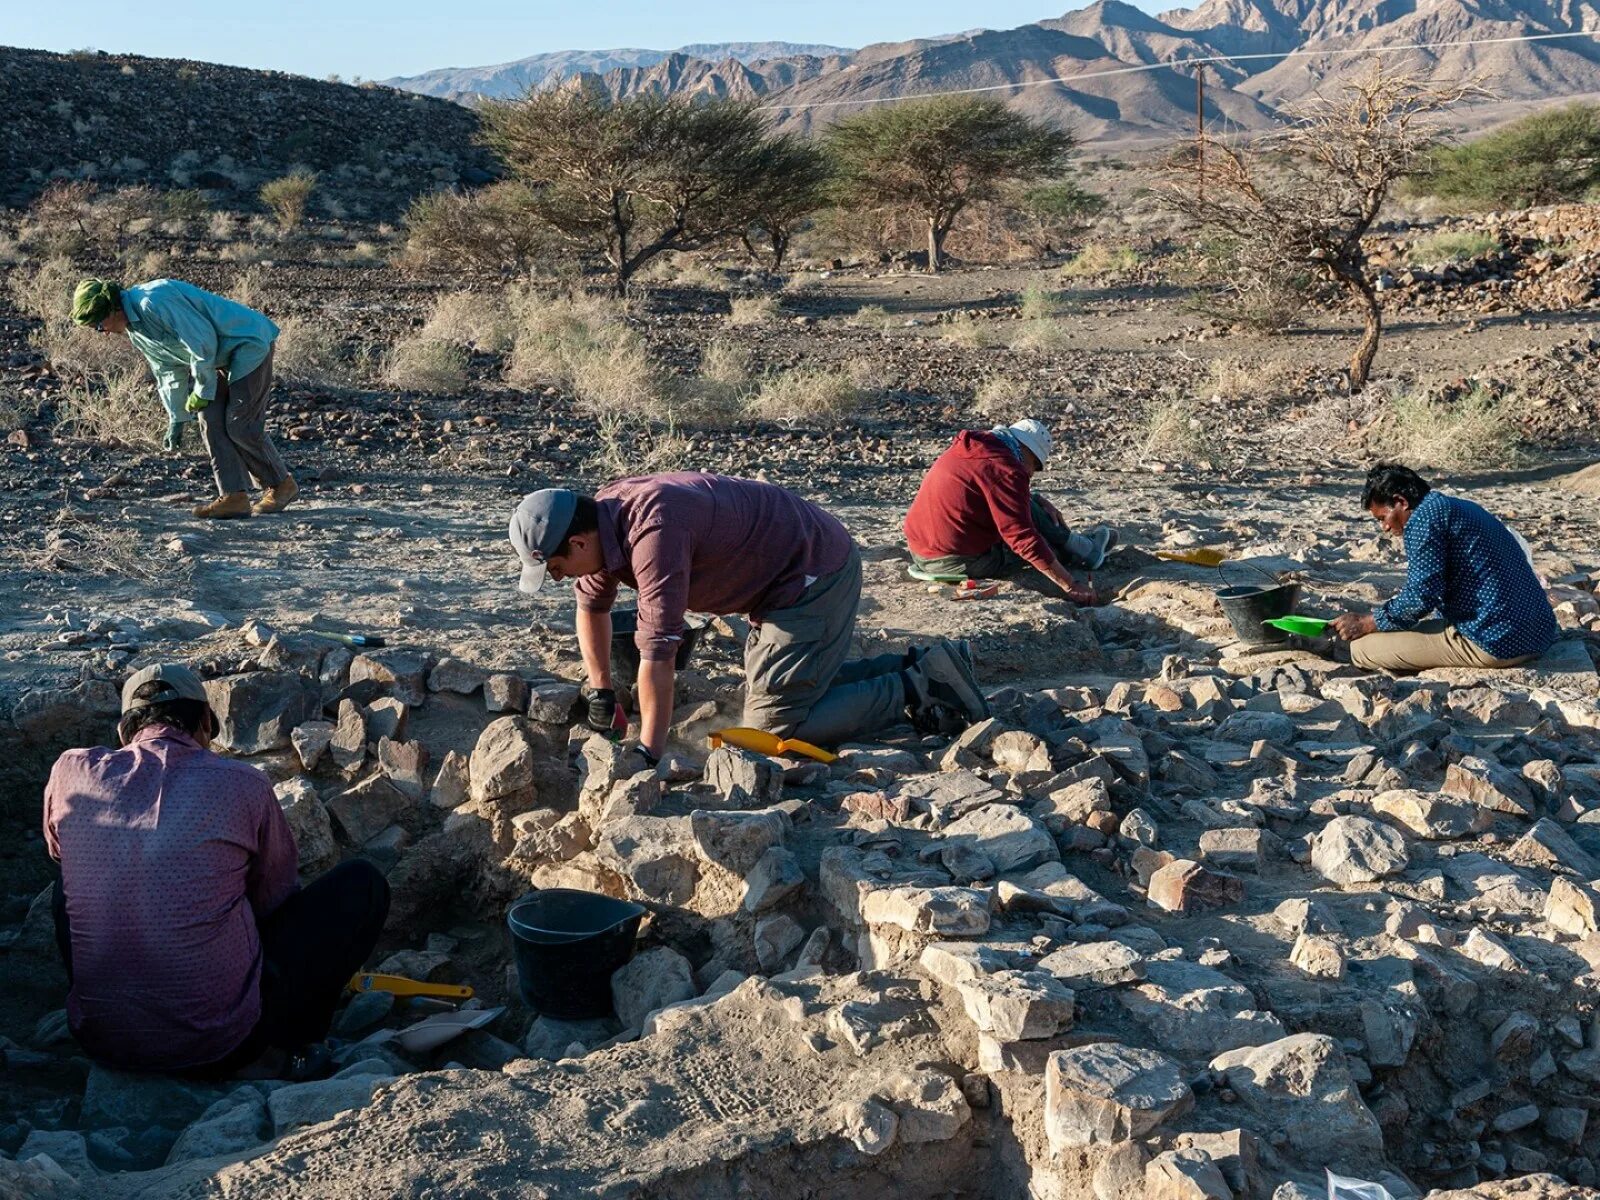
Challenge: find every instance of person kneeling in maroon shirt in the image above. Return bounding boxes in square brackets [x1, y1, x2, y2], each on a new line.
[904, 419, 1114, 604]
[44, 664, 389, 1078]
[508, 473, 992, 757]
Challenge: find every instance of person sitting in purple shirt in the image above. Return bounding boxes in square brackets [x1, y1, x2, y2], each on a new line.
[43, 664, 390, 1078]
[507, 473, 991, 761]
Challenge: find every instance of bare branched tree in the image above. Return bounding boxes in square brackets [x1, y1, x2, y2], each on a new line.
[1156, 65, 1484, 391]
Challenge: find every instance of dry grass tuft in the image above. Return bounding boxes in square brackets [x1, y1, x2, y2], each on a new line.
[56, 368, 160, 450]
[29, 509, 193, 585]
[384, 337, 468, 394]
[508, 291, 669, 415]
[973, 376, 1032, 420]
[275, 317, 357, 387]
[1133, 394, 1218, 465]
[229, 266, 266, 309]
[423, 291, 513, 354]
[1008, 319, 1072, 353]
[1406, 230, 1499, 265]
[1018, 280, 1068, 320]
[1380, 385, 1526, 469]
[1061, 243, 1140, 279]
[851, 304, 898, 332]
[940, 315, 993, 349]
[747, 366, 862, 424]
[728, 294, 781, 326]
[1206, 355, 1298, 402]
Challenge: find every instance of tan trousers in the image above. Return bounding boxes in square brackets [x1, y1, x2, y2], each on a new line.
[1350, 619, 1535, 673]
[198, 346, 290, 496]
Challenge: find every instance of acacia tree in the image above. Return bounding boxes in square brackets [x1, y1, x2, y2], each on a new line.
[1156, 67, 1480, 391]
[740, 135, 831, 272]
[480, 88, 822, 294]
[826, 95, 1074, 272]
[1416, 102, 1600, 208]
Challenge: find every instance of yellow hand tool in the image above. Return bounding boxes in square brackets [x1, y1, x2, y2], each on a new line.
[1154, 547, 1227, 567]
[710, 726, 839, 764]
[346, 973, 474, 1002]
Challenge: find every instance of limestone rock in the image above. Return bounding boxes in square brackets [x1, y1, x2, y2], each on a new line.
[690, 808, 786, 876]
[955, 970, 1075, 1041]
[941, 803, 1058, 873]
[1443, 756, 1538, 817]
[470, 716, 535, 803]
[327, 773, 411, 846]
[274, 777, 338, 873]
[203, 671, 319, 754]
[1546, 876, 1600, 936]
[527, 680, 582, 723]
[1510, 818, 1599, 876]
[1148, 859, 1244, 915]
[1312, 815, 1409, 886]
[861, 886, 991, 936]
[594, 815, 700, 905]
[838, 1097, 898, 1155]
[742, 845, 804, 913]
[427, 657, 487, 695]
[1289, 932, 1345, 980]
[1044, 1042, 1192, 1149]
[290, 720, 335, 771]
[484, 672, 529, 713]
[376, 736, 428, 802]
[429, 750, 470, 810]
[330, 699, 366, 772]
[754, 913, 805, 970]
[268, 1068, 393, 1135]
[704, 746, 783, 808]
[1371, 788, 1491, 840]
[1209, 1034, 1383, 1168]
[876, 1069, 971, 1143]
[1037, 941, 1146, 989]
[611, 946, 695, 1029]
[1119, 960, 1286, 1055]
[1145, 1149, 1233, 1200]
[349, 650, 430, 706]
[166, 1092, 269, 1165]
[364, 696, 408, 744]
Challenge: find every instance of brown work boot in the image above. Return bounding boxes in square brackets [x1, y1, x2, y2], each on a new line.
[193, 491, 251, 519]
[252, 476, 299, 515]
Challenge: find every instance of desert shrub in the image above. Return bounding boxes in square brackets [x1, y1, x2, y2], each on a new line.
[229, 266, 266, 309]
[1019, 280, 1068, 320]
[260, 170, 316, 232]
[941, 315, 993, 348]
[973, 376, 1031, 419]
[1406, 230, 1500, 264]
[1414, 104, 1600, 209]
[1206, 355, 1297, 401]
[423, 291, 513, 354]
[91, 186, 164, 253]
[207, 211, 236, 241]
[591, 411, 694, 479]
[384, 336, 468, 393]
[276, 317, 356, 386]
[30, 508, 191, 585]
[851, 304, 897, 332]
[22, 181, 95, 256]
[400, 182, 553, 274]
[1061, 243, 1139, 279]
[162, 189, 210, 226]
[219, 241, 267, 264]
[127, 249, 170, 278]
[747, 365, 861, 424]
[1183, 238, 1313, 333]
[1133, 394, 1217, 465]
[1008, 319, 1072, 352]
[728, 294, 780, 326]
[8, 256, 140, 384]
[56, 365, 159, 450]
[1380, 385, 1525, 469]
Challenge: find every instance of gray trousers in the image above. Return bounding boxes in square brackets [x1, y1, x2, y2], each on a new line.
[910, 494, 1079, 579]
[742, 545, 908, 745]
[199, 346, 290, 495]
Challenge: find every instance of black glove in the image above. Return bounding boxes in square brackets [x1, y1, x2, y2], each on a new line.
[581, 686, 622, 737]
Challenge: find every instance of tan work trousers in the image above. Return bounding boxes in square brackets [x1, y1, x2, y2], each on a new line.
[1350, 619, 1535, 674]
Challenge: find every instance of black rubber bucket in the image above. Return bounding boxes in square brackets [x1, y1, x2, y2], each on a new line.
[1217, 582, 1302, 645]
[507, 889, 647, 1019]
[609, 608, 705, 676]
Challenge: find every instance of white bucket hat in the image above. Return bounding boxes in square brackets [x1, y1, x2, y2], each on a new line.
[997, 419, 1051, 467]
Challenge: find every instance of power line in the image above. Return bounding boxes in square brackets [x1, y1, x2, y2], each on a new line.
[756, 27, 1600, 113]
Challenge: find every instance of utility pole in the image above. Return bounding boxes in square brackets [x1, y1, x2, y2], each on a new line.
[1195, 63, 1206, 204]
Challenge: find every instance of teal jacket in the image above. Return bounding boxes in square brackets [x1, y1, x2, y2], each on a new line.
[120, 280, 279, 424]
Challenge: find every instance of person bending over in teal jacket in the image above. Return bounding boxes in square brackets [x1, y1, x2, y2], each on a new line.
[71, 278, 298, 519]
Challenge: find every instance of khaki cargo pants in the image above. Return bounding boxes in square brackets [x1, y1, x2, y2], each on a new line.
[742, 545, 909, 745]
[1350, 619, 1536, 674]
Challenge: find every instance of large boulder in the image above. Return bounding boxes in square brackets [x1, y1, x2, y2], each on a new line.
[273, 777, 338, 873]
[1371, 789, 1491, 840]
[704, 746, 784, 808]
[203, 672, 319, 754]
[1118, 961, 1285, 1055]
[1045, 1042, 1192, 1150]
[470, 716, 536, 803]
[1442, 756, 1538, 817]
[1209, 1034, 1383, 1169]
[611, 946, 695, 1029]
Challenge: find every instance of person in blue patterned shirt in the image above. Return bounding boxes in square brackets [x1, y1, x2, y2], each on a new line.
[1330, 464, 1558, 673]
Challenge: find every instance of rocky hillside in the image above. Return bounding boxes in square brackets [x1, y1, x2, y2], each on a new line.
[387, 0, 1600, 142]
[0, 47, 495, 216]
[383, 42, 854, 102]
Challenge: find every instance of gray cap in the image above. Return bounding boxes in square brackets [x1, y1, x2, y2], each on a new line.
[121, 663, 207, 714]
[509, 488, 578, 595]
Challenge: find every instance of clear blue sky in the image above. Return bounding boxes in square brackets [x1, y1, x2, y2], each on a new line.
[12, 0, 1159, 81]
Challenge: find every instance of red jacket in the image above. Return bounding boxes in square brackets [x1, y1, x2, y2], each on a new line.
[904, 431, 1057, 571]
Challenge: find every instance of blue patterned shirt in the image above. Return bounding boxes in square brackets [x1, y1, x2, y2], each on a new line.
[1375, 491, 1557, 660]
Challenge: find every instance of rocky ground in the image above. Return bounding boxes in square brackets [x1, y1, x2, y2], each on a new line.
[2, 211, 1600, 1200]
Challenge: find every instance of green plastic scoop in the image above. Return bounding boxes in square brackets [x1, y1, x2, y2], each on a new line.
[1264, 615, 1329, 637]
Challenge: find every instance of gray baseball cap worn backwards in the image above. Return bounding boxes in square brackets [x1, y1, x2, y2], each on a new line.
[121, 664, 207, 714]
[509, 488, 578, 595]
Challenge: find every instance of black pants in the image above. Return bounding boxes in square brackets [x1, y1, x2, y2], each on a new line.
[55, 859, 390, 1075]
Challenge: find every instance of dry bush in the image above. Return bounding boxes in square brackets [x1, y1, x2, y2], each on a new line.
[56, 367, 159, 450]
[1380, 385, 1526, 469]
[973, 376, 1031, 419]
[1406, 230, 1500, 264]
[1206, 355, 1298, 402]
[728, 294, 780, 326]
[591, 412, 693, 479]
[400, 182, 554, 274]
[1018, 280, 1068, 320]
[747, 365, 861, 424]
[229, 266, 266, 309]
[1008, 319, 1072, 353]
[507, 290, 668, 413]
[22, 181, 94, 256]
[1061, 242, 1140, 278]
[1133, 394, 1218, 465]
[570, 339, 665, 414]
[671, 339, 755, 426]
[207, 211, 236, 241]
[384, 336, 468, 393]
[423, 291, 513, 354]
[941, 316, 993, 348]
[8, 256, 142, 384]
[30, 509, 193, 585]
[219, 241, 267, 264]
[91, 186, 165, 253]
[127, 249, 170, 278]
[851, 304, 898, 332]
[260, 170, 316, 232]
[275, 317, 356, 387]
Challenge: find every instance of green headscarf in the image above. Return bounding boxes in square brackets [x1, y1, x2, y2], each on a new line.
[71, 278, 122, 326]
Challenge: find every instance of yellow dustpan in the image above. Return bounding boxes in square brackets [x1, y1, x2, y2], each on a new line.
[710, 727, 838, 764]
[1154, 547, 1227, 567]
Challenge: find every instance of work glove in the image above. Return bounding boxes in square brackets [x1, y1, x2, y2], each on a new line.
[184, 391, 209, 413]
[580, 686, 626, 739]
[163, 419, 187, 453]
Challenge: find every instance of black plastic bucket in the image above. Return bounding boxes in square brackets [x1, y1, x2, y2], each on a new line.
[1217, 582, 1302, 645]
[609, 608, 705, 676]
[507, 889, 646, 1018]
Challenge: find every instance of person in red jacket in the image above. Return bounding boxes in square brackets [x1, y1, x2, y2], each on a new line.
[904, 419, 1114, 604]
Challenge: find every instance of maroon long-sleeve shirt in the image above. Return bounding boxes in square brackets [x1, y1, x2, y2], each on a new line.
[903, 431, 1058, 571]
[575, 472, 853, 662]
[43, 725, 299, 1070]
